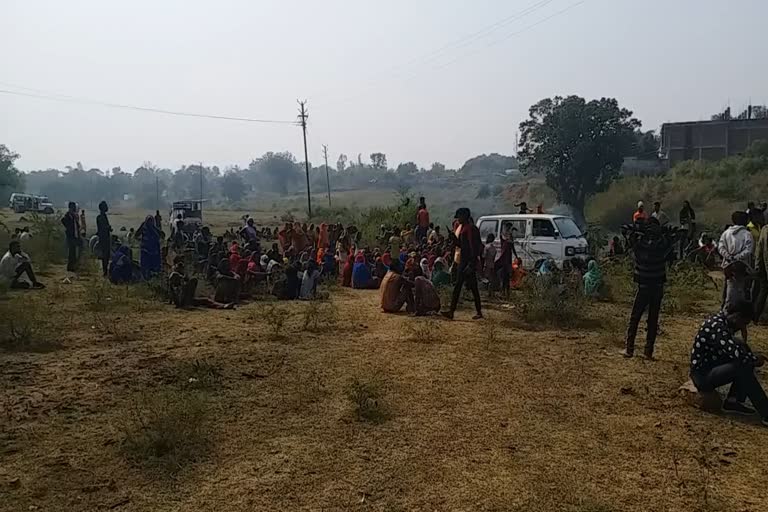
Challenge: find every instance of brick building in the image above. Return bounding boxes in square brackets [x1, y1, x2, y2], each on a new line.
[660, 118, 768, 167]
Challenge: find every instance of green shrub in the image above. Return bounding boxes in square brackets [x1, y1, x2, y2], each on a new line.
[405, 318, 442, 343]
[302, 300, 338, 332]
[347, 376, 389, 424]
[517, 274, 587, 328]
[120, 389, 209, 474]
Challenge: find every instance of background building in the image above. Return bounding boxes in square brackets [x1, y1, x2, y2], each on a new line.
[661, 117, 768, 167]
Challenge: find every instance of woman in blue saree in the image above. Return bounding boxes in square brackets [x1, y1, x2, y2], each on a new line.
[109, 245, 134, 284]
[137, 215, 161, 279]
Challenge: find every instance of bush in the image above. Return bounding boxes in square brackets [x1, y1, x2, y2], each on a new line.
[264, 303, 292, 339]
[177, 360, 223, 391]
[0, 298, 58, 352]
[23, 212, 66, 270]
[517, 274, 587, 328]
[405, 318, 442, 343]
[302, 300, 338, 332]
[120, 389, 209, 474]
[347, 376, 388, 424]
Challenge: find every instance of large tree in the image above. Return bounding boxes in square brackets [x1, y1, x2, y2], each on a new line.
[0, 145, 24, 199]
[247, 152, 300, 195]
[221, 171, 246, 202]
[518, 96, 640, 224]
[370, 152, 387, 170]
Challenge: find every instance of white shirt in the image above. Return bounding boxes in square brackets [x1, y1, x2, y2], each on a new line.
[19, 232, 31, 241]
[651, 210, 669, 226]
[0, 250, 29, 280]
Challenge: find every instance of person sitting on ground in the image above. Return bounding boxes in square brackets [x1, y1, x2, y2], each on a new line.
[109, 245, 136, 284]
[510, 257, 526, 289]
[380, 260, 414, 313]
[374, 257, 388, 280]
[214, 258, 241, 304]
[19, 227, 32, 241]
[413, 275, 440, 316]
[169, 260, 234, 309]
[300, 260, 322, 299]
[352, 252, 381, 289]
[0, 240, 45, 289]
[689, 301, 768, 425]
[583, 259, 603, 298]
[430, 257, 451, 288]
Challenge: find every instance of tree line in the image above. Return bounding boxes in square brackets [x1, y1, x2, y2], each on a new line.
[2, 93, 668, 222]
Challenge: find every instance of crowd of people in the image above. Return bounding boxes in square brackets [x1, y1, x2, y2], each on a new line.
[3, 193, 768, 426]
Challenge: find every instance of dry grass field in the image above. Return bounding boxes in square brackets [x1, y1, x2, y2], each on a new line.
[1, 254, 768, 512]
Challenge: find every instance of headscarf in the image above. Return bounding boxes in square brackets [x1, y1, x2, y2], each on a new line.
[420, 258, 431, 280]
[352, 252, 373, 288]
[382, 251, 392, 267]
[260, 254, 270, 268]
[583, 259, 603, 296]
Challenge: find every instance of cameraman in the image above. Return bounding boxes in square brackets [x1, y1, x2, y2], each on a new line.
[622, 217, 676, 359]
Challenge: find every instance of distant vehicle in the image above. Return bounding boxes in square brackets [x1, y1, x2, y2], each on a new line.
[9, 193, 55, 214]
[170, 199, 207, 234]
[475, 213, 588, 270]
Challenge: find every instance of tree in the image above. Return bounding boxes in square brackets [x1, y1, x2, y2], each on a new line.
[429, 162, 446, 173]
[518, 96, 640, 224]
[0, 145, 24, 199]
[370, 152, 387, 170]
[247, 151, 300, 195]
[395, 161, 418, 177]
[736, 105, 768, 120]
[336, 154, 348, 173]
[221, 172, 246, 202]
[631, 130, 660, 159]
[460, 153, 517, 174]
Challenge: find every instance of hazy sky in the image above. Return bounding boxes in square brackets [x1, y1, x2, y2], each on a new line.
[2, 0, 767, 172]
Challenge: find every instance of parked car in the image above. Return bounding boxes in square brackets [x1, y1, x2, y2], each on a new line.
[8, 193, 55, 214]
[475, 213, 588, 269]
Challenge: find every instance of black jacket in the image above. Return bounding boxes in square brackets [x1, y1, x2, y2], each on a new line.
[628, 228, 675, 285]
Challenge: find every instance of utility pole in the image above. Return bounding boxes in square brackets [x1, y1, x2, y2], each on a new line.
[322, 144, 331, 208]
[155, 174, 159, 211]
[298, 100, 312, 218]
[199, 161, 204, 218]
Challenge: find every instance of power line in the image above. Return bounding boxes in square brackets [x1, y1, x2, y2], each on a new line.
[0, 86, 296, 124]
[310, 0, 557, 104]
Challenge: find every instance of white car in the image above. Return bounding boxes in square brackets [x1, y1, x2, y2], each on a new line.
[475, 213, 588, 269]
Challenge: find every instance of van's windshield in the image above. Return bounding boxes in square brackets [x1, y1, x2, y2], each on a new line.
[553, 217, 582, 239]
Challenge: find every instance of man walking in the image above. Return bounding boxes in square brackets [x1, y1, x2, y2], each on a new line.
[442, 207, 483, 320]
[622, 218, 675, 359]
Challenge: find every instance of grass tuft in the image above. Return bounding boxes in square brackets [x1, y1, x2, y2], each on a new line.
[347, 376, 389, 424]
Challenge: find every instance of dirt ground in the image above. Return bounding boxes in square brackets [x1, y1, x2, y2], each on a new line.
[1, 265, 768, 512]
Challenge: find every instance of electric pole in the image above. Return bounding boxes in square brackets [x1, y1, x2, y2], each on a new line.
[199, 161, 204, 218]
[322, 144, 331, 208]
[298, 100, 312, 218]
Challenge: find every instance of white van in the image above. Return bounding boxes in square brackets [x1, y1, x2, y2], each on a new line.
[475, 213, 588, 269]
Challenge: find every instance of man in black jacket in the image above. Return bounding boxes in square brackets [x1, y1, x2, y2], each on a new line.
[96, 201, 112, 277]
[442, 207, 483, 320]
[622, 218, 676, 359]
[61, 201, 81, 274]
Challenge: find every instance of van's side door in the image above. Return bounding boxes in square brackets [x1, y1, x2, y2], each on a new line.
[529, 218, 561, 265]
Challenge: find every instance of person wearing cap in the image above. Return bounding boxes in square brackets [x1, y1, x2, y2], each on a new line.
[633, 201, 648, 223]
[441, 207, 483, 320]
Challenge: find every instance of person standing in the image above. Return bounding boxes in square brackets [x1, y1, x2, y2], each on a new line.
[719, 211, 754, 312]
[679, 200, 696, 258]
[442, 207, 483, 320]
[415, 197, 430, 243]
[96, 201, 112, 277]
[633, 201, 648, 224]
[154, 210, 163, 233]
[753, 220, 768, 323]
[651, 201, 669, 226]
[622, 218, 675, 359]
[79, 209, 87, 238]
[61, 202, 81, 276]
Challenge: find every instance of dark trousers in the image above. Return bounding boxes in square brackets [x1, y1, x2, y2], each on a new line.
[754, 272, 768, 322]
[449, 266, 482, 316]
[625, 284, 664, 356]
[101, 254, 110, 276]
[66, 238, 78, 272]
[692, 361, 768, 418]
